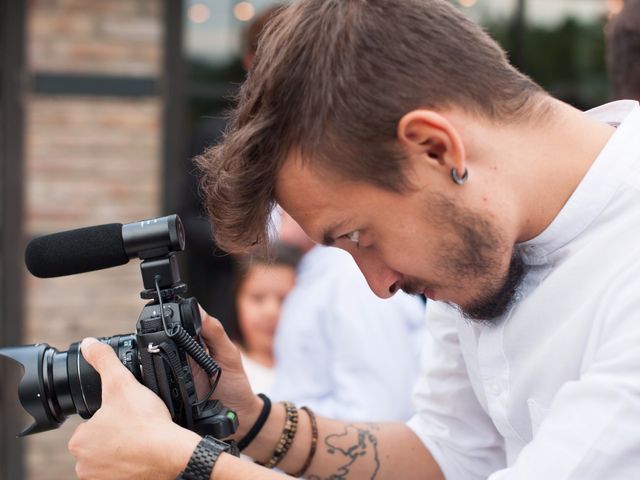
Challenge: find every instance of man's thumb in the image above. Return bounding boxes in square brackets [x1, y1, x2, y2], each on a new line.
[80, 337, 131, 383]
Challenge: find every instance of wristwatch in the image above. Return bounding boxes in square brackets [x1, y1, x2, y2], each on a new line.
[176, 436, 238, 480]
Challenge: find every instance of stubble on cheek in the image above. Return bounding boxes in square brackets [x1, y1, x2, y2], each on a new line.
[429, 194, 527, 322]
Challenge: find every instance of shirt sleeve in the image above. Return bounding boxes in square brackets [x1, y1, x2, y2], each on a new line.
[487, 270, 640, 479]
[407, 302, 506, 480]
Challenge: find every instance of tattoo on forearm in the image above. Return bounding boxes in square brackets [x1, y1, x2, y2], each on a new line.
[307, 424, 381, 480]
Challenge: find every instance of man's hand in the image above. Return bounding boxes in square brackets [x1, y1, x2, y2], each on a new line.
[68, 310, 267, 479]
[68, 337, 201, 480]
[198, 308, 265, 438]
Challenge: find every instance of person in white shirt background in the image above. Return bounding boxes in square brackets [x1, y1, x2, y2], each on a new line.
[272, 211, 426, 421]
[67, 1, 640, 479]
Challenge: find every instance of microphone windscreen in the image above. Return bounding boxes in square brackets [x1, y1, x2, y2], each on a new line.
[25, 223, 129, 278]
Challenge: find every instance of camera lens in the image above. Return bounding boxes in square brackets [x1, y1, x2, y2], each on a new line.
[0, 334, 140, 436]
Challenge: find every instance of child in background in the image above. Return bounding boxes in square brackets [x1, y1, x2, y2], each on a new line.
[230, 243, 301, 394]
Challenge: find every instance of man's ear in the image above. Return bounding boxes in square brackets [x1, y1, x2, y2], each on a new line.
[397, 110, 466, 173]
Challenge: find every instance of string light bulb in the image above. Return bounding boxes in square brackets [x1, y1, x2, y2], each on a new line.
[188, 3, 210, 24]
[234, 2, 256, 22]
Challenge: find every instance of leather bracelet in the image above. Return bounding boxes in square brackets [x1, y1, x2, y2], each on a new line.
[257, 402, 299, 469]
[292, 406, 318, 477]
[177, 436, 234, 480]
[238, 393, 271, 451]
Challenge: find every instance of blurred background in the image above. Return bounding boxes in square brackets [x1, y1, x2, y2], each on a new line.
[0, 0, 627, 478]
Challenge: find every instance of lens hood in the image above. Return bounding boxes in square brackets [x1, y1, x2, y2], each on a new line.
[0, 344, 64, 436]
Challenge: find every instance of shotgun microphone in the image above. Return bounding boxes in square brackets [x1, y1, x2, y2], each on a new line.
[25, 215, 185, 278]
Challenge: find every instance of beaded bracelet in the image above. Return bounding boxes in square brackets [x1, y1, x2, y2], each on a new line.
[291, 406, 318, 478]
[257, 402, 299, 469]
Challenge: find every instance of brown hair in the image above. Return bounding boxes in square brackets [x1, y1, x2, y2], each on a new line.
[197, 0, 547, 253]
[607, 0, 640, 100]
[243, 5, 284, 57]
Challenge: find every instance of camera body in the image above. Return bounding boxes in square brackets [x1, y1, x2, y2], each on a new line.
[135, 295, 237, 438]
[0, 215, 238, 441]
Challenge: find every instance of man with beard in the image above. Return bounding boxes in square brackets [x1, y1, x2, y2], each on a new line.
[68, 1, 640, 479]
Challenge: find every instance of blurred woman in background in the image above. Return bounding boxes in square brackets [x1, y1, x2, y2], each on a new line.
[230, 243, 301, 394]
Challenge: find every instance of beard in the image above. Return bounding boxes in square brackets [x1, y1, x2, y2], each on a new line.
[401, 194, 527, 324]
[452, 252, 526, 323]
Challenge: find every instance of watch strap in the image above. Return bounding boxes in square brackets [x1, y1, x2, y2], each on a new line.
[177, 436, 233, 480]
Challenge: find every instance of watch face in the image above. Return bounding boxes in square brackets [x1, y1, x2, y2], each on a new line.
[204, 436, 237, 454]
[203, 436, 226, 448]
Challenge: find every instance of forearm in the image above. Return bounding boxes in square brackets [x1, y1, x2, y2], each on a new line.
[226, 402, 443, 479]
[213, 455, 293, 479]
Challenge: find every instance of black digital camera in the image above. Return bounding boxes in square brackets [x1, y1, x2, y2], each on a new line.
[0, 215, 238, 441]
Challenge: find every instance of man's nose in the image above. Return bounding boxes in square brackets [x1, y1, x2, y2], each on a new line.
[351, 253, 401, 299]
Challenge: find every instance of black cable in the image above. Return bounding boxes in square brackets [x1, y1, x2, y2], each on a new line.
[154, 276, 220, 378]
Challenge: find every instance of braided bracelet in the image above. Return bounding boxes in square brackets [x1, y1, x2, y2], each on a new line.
[257, 402, 299, 469]
[238, 393, 272, 451]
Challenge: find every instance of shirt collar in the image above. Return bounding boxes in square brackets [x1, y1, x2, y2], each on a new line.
[518, 100, 640, 265]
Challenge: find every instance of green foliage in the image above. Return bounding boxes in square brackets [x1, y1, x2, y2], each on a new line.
[189, 57, 245, 86]
[485, 17, 610, 109]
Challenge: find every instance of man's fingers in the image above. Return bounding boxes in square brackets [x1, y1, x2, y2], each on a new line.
[80, 337, 135, 387]
[199, 308, 239, 361]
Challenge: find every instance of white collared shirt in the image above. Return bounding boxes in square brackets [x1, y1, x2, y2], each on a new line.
[408, 101, 640, 479]
[272, 245, 426, 421]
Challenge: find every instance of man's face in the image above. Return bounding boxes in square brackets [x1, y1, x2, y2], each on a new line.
[276, 158, 526, 322]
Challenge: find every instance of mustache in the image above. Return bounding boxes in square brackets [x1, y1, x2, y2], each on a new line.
[398, 277, 433, 296]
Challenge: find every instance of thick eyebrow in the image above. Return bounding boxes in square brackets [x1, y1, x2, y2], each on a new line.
[321, 219, 351, 246]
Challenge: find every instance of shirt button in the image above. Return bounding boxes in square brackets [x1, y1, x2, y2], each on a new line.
[489, 381, 502, 396]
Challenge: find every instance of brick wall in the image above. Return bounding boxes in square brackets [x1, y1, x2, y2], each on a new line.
[29, 0, 162, 76]
[23, 1, 164, 479]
